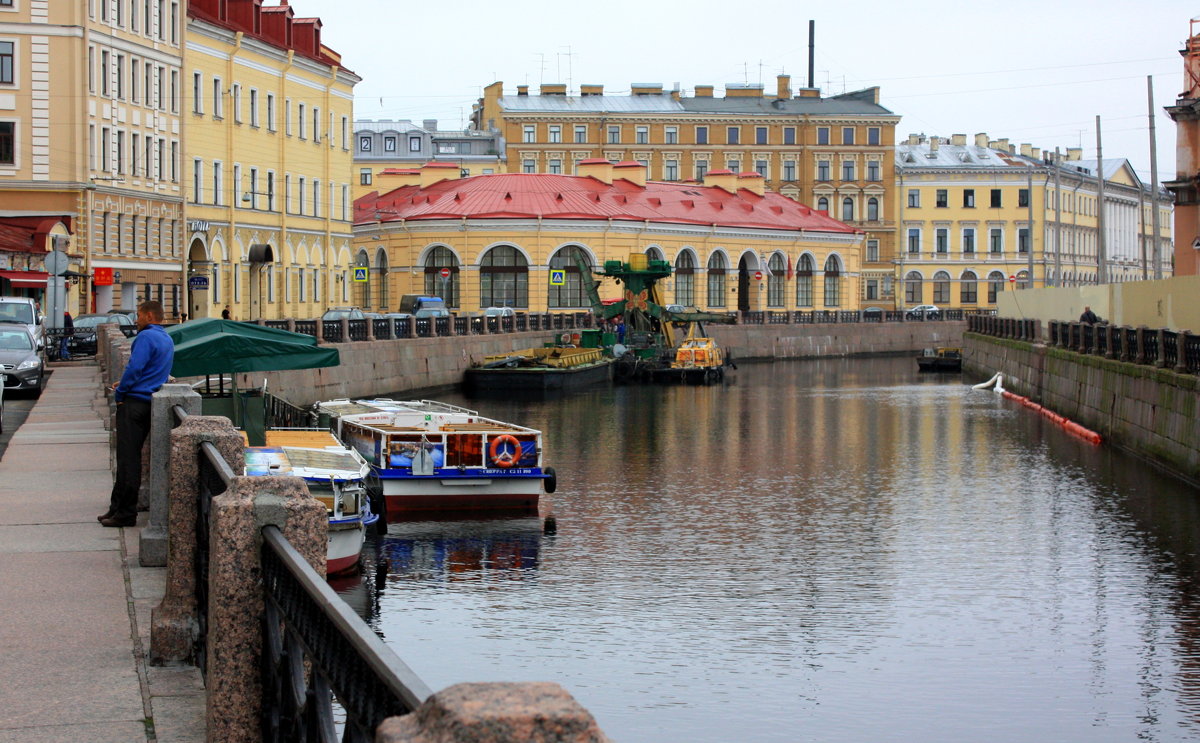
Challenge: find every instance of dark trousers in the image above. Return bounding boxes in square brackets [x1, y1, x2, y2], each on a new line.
[108, 398, 152, 520]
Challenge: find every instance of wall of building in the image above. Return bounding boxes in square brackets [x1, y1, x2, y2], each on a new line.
[996, 275, 1200, 331]
[230, 321, 963, 404]
[964, 333, 1200, 484]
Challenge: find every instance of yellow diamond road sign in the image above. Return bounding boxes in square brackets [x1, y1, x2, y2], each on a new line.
[550, 269, 566, 285]
[352, 267, 369, 282]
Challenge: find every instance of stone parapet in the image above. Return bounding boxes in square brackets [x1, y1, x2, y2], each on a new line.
[140, 384, 202, 567]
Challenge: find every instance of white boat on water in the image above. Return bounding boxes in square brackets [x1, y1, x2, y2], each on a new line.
[314, 399, 557, 518]
[244, 430, 379, 576]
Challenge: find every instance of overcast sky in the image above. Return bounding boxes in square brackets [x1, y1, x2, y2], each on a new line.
[295, 0, 1195, 183]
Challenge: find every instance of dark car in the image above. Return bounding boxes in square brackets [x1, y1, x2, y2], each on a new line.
[0, 321, 45, 396]
[69, 312, 137, 356]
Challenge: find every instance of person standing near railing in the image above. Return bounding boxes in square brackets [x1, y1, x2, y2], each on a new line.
[99, 300, 174, 528]
[59, 310, 73, 360]
[1080, 306, 1100, 324]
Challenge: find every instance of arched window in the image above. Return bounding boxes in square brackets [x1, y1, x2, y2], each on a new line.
[960, 270, 978, 305]
[932, 270, 951, 304]
[423, 246, 460, 308]
[841, 197, 854, 221]
[675, 251, 696, 307]
[816, 196, 829, 213]
[987, 271, 1005, 303]
[376, 251, 390, 309]
[548, 245, 589, 308]
[867, 197, 879, 221]
[905, 271, 924, 305]
[823, 255, 842, 307]
[353, 250, 370, 308]
[645, 246, 665, 263]
[767, 253, 785, 307]
[707, 252, 727, 308]
[480, 245, 528, 309]
[796, 254, 815, 307]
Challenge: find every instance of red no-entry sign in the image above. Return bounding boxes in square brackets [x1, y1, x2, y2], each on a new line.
[754, 271, 763, 281]
[1008, 274, 1016, 284]
[440, 268, 451, 279]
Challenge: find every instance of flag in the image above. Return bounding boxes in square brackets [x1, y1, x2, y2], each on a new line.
[786, 254, 793, 280]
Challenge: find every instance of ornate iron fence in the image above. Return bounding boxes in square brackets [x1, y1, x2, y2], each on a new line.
[972, 318, 1200, 374]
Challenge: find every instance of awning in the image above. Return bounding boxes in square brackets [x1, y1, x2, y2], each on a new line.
[0, 270, 49, 289]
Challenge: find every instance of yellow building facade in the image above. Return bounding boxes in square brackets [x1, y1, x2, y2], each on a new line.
[896, 134, 1172, 311]
[183, 0, 359, 321]
[471, 78, 899, 309]
[0, 0, 185, 315]
[353, 162, 863, 315]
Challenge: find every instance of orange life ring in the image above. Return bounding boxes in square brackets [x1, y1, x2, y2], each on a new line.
[489, 434, 522, 468]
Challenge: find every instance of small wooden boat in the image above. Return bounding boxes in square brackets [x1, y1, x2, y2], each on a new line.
[916, 347, 963, 372]
[465, 345, 613, 391]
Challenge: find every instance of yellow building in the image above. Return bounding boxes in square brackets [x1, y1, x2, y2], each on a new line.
[0, 0, 185, 315]
[471, 78, 899, 309]
[183, 0, 359, 320]
[896, 134, 1172, 311]
[353, 161, 863, 315]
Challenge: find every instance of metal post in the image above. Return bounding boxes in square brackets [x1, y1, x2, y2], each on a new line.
[1054, 147, 1062, 286]
[1095, 115, 1107, 284]
[1148, 75, 1163, 280]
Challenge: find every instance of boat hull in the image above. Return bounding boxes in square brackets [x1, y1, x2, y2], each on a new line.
[327, 519, 366, 575]
[916, 357, 962, 372]
[378, 470, 543, 516]
[464, 360, 613, 391]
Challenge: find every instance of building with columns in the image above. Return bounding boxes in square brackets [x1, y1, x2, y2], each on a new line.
[352, 160, 863, 315]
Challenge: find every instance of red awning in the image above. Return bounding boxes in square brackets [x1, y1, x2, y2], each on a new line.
[0, 270, 49, 288]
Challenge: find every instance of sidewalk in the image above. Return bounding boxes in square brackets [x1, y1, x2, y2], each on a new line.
[0, 364, 205, 743]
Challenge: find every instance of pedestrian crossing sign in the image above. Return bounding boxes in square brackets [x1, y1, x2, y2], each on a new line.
[550, 269, 566, 285]
[352, 267, 369, 282]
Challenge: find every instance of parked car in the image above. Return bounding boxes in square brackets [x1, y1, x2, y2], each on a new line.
[0, 321, 45, 396]
[862, 307, 885, 321]
[362, 312, 383, 320]
[321, 307, 365, 321]
[906, 304, 942, 320]
[0, 296, 44, 351]
[483, 307, 516, 318]
[414, 307, 450, 319]
[69, 312, 137, 356]
[398, 295, 449, 316]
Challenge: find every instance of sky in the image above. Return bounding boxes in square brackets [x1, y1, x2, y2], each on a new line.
[294, 0, 1196, 183]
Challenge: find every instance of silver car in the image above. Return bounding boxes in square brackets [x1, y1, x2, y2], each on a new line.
[0, 321, 44, 396]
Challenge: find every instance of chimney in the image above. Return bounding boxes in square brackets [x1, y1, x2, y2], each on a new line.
[930, 137, 940, 152]
[725, 83, 764, 98]
[991, 138, 1009, 152]
[694, 85, 714, 98]
[703, 169, 738, 193]
[375, 168, 421, 190]
[517, 85, 529, 96]
[737, 172, 765, 195]
[951, 134, 967, 146]
[974, 133, 989, 148]
[576, 158, 613, 184]
[580, 84, 604, 96]
[794, 87, 820, 98]
[422, 119, 438, 132]
[631, 83, 664, 96]
[907, 133, 921, 145]
[1020, 143, 1033, 157]
[419, 161, 462, 188]
[1066, 147, 1083, 161]
[613, 160, 646, 187]
[1031, 147, 1041, 160]
[540, 83, 567, 95]
[776, 74, 791, 100]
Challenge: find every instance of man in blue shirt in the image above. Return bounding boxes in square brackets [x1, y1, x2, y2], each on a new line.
[99, 300, 174, 527]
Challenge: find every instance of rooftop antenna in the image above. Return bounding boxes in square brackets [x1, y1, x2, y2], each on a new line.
[559, 46, 576, 94]
[758, 60, 764, 85]
[537, 53, 546, 85]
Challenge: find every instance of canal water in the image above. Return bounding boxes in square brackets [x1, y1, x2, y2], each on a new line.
[336, 356, 1200, 742]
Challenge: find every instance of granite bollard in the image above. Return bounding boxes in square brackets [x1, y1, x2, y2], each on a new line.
[376, 682, 611, 743]
[140, 384, 203, 567]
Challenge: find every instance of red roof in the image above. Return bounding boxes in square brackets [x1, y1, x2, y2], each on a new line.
[355, 173, 861, 234]
[0, 216, 70, 253]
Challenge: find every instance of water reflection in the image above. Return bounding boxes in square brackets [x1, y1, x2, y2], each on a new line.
[336, 357, 1200, 742]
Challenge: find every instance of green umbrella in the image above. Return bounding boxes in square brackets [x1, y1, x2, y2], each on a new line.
[166, 317, 319, 347]
[167, 319, 338, 378]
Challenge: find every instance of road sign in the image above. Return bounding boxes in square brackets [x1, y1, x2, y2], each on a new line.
[1009, 274, 1016, 284]
[439, 267, 451, 279]
[353, 267, 369, 282]
[44, 250, 69, 276]
[550, 269, 566, 285]
[754, 271, 763, 281]
[187, 276, 210, 290]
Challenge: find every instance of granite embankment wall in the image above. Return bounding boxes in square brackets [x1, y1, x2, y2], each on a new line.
[964, 332, 1200, 484]
[228, 321, 966, 406]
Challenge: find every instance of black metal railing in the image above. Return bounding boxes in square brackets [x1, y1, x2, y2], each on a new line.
[266, 393, 316, 429]
[972, 318, 1200, 374]
[260, 526, 431, 742]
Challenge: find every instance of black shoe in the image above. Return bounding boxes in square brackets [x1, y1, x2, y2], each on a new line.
[100, 516, 136, 528]
[97, 510, 115, 522]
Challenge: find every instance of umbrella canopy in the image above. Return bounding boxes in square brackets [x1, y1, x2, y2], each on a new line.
[166, 318, 338, 377]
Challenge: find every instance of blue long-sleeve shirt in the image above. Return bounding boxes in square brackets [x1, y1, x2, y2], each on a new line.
[115, 324, 174, 402]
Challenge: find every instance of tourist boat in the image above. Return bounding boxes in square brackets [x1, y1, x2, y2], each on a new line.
[916, 347, 963, 372]
[464, 343, 613, 391]
[316, 399, 556, 517]
[244, 430, 378, 576]
[651, 332, 731, 384]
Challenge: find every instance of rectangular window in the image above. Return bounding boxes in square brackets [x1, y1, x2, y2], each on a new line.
[212, 78, 222, 117]
[963, 189, 975, 208]
[312, 179, 320, 217]
[841, 161, 855, 181]
[297, 176, 305, 215]
[1018, 227, 1030, 253]
[549, 125, 562, 143]
[963, 228, 975, 254]
[212, 161, 222, 205]
[523, 125, 535, 143]
[817, 127, 829, 145]
[523, 159, 535, 173]
[170, 140, 177, 181]
[574, 125, 587, 143]
[1018, 188, 1029, 207]
[101, 126, 110, 170]
[664, 160, 679, 181]
[169, 70, 178, 113]
[866, 239, 879, 262]
[145, 61, 152, 106]
[867, 161, 880, 181]
[990, 188, 1002, 208]
[115, 55, 125, 98]
[297, 103, 306, 138]
[817, 161, 830, 181]
[783, 161, 796, 181]
[936, 228, 948, 253]
[144, 135, 152, 178]
[726, 126, 739, 144]
[360, 168, 372, 186]
[249, 89, 259, 127]
[231, 83, 241, 123]
[989, 228, 1003, 253]
[755, 126, 768, 145]
[935, 189, 947, 208]
[866, 280, 878, 300]
[101, 50, 110, 95]
[341, 116, 348, 149]
[695, 126, 707, 145]
[607, 125, 620, 144]
[312, 107, 320, 142]
[695, 161, 707, 180]
[192, 74, 205, 114]
[726, 159, 738, 172]
[192, 158, 202, 202]
[842, 127, 855, 145]
[783, 127, 796, 145]
[907, 189, 920, 208]
[868, 127, 880, 146]
[408, 136, 421, 152]
[907, 228, 920, 254]
[665, 126, 678, 144]
[131, 133, 139, 175]
[115, 131, 125, 173]
[755, 160, 768, 177]
[130, 56, 139, 102]
[635, 125, 648, 144]
[267, 94, 276, 131]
